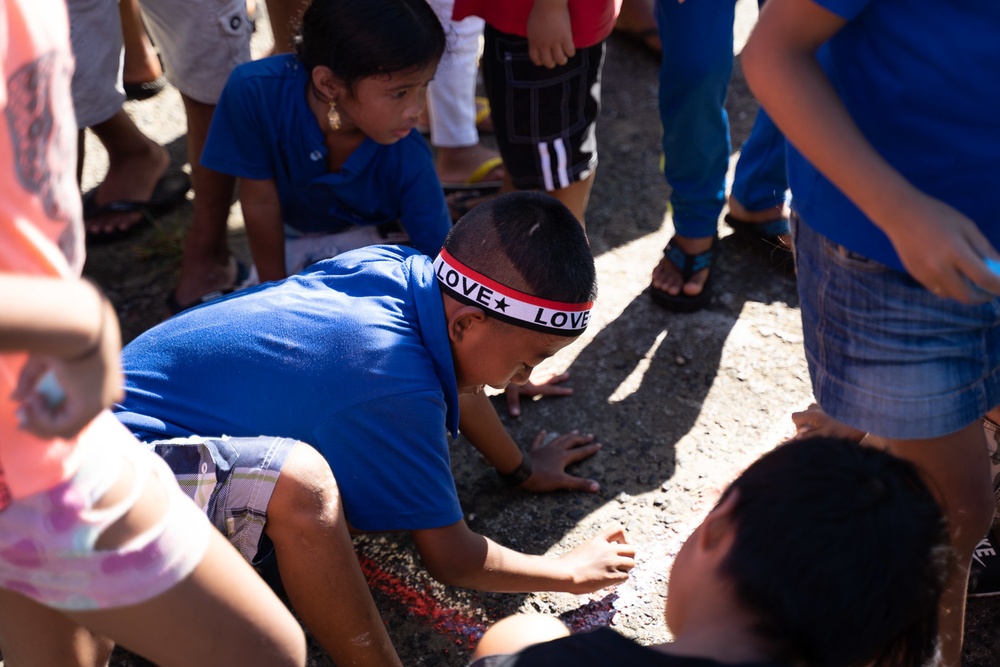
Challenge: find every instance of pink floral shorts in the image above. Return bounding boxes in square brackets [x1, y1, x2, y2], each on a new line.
[0, 441, 210, 610]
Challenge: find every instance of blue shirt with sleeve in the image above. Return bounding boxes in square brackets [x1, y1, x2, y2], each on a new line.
[114, 246, 463, 532]
[787, 0, 1000, 272]
[200, 54, 450, 258]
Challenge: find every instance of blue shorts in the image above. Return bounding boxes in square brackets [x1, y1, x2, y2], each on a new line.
[481, 25, 605, 191]
[793, 213, 1000, 440]
[147, 436, 298, 563]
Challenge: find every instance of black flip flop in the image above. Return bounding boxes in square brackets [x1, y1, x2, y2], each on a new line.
[724, 214, 794, 270]
[124, 75, 167, 102]
[84, 171, 191, 246]
[124, 55, 167, 102]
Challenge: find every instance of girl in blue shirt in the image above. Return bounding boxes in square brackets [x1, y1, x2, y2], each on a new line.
[201, 0, 450, 284]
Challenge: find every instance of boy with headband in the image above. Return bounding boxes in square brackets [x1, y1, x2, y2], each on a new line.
[114, 192, 635, 665]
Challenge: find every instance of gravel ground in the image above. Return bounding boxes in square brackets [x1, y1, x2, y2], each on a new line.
[79, 3, 999, 665]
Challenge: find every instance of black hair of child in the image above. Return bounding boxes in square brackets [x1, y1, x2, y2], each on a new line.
[444, 192, 597, 306]
[719, 436, 951, 667]
[295, 0, 446, 91]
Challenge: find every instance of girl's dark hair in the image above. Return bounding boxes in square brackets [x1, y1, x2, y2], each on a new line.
[294, 0, 446, 91]
[443, 192, 597, 305]
[718, 437, 952, 667]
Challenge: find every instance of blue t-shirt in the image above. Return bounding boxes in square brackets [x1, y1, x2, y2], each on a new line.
[201, 54, 450, 257]
[115, 246, 463, 532]
[787, 0, 1000, 271]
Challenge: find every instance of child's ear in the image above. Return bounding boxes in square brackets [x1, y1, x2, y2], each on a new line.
[311, 66, 344, 102]
[447, 305, 488, 343]
[698, 490, 739, 553]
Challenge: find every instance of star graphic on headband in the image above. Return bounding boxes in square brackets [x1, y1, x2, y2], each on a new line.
[494, 297, 510, 312]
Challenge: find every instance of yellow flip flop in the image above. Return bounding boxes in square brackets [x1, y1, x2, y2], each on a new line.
[475, 96, 493, 134]
[441, 156, 504, 194]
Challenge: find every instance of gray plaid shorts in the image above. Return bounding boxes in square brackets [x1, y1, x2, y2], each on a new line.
[146, 435, 298, 563]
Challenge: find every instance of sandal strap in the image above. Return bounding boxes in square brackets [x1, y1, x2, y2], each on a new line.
[753, 218, 791, 238]
[664, 238, 716, 281]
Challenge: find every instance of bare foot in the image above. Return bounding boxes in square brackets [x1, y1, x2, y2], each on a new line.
[650, 235, 714, 298]
[167, 254, 240, 317]
[436, 144, 505, 187]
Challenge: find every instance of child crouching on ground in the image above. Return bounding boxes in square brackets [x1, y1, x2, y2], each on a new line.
[469, 436, 951, 667]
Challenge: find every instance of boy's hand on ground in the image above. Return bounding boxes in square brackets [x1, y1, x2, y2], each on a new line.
[559, 526, 635, 594]
[504, 371, 573, 417]
[521, 430, 601, 494]
[527, 1, 575, 68]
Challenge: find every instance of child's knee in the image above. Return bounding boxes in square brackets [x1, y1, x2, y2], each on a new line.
[473, 614, 569, 659]
[267, 442, 342, 531]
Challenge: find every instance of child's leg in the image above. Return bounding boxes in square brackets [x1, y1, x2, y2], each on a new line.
[471, 614, 570, 660]
[138, 0, 250, 306]
[0, 589, 114, 667]
[264, 442, 402, 667]
[549, 172, 595, 227]
[262, 0, 309, 54]
[729, 108, 788, 218]
[793, 216, 1000, 666]
[68, 528, 306, 667]
[0, 442, 305, 667]
[650, 0, 736, 300]
[151, 436, 401, 666]
[656, 0, 735, 237]
[868, 424, 994, 667]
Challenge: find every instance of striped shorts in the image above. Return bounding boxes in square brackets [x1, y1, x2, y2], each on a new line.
[481, 24, 606, 192]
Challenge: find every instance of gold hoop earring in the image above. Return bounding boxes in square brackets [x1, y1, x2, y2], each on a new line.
[327, 100, 342, 131]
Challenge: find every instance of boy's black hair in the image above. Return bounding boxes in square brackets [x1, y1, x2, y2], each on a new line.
[443, 192, 597, 305]
[719, 436, 951, 667]
[295, 0, 446, 91]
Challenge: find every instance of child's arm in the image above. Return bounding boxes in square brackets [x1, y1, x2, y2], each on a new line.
[412, 520, 634, 593]
[0, 275, 122, 439]
[240, 177, 288, 283]
[526, 0, 576, 68]
[459, 392, 601, 493]
[742, 0, 1000, 301]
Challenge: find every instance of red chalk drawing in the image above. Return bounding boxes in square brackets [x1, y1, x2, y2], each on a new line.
[358, 555, 623, 650]
[358, 554, 488, 649]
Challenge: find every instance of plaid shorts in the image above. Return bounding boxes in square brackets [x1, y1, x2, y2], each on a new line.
[481, 24, 605, 191]
[147, 435, 298, 563]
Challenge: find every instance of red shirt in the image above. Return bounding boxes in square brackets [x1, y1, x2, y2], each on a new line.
[453, 0, 622, 49]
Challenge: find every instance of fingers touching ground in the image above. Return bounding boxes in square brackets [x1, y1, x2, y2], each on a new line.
[523, 431, 602, 493]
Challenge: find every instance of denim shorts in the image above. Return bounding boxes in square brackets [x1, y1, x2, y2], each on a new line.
[147, 435, 298, 563]
[793, 214, 1000, 440]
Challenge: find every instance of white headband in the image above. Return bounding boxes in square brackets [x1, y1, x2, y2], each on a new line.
[433, 249, 593, 337]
